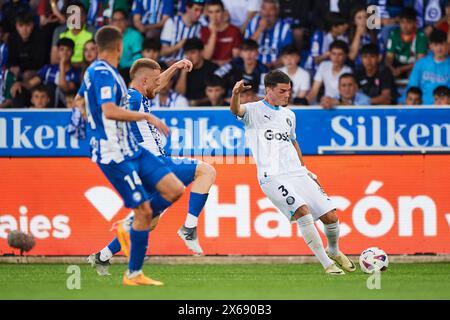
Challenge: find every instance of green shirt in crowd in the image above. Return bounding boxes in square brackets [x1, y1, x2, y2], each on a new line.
[119, 27, 143, 69]
[387, 28, 428, 65]
[59, 27, 94, 64]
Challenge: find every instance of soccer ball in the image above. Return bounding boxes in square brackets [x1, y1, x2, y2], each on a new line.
[359, 247, 389, 274]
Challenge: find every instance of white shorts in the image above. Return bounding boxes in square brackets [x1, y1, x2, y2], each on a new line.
[259, 173, 335, 221]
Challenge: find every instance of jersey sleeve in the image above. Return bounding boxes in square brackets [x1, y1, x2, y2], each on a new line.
[131, 0, 143, 16]
[290, 111, 297, 141]
[238, 103, 255, 126]
[313, 63, 325, 82]
[162, 0, 174, 17]
[95, 70, 117, 106]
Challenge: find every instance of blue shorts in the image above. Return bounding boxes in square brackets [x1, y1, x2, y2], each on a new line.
[145, 156, 199, 197]
[98, 149, 172, 209]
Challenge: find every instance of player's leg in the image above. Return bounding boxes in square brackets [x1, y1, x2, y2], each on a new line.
[171, 158, 216, 255]
[320, 210, 356, 272]
[260, 175, 344, 275]
[295, 174, 355, 272]
[291, 206, 343, 275]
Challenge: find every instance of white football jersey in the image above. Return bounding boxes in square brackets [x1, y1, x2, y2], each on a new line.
[239, 100, 307, 179]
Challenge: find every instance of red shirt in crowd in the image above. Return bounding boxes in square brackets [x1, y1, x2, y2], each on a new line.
[201, 24, 242, 63]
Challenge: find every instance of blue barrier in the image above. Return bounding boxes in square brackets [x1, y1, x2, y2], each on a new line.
[0, 106, 449, 157]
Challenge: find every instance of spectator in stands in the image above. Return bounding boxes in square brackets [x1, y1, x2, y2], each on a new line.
[320, 73, 371, 109]
[0, 0, 31, 34]
[148, 65, 189, 107]
[7, 12, 49, 78]
[111, 9, 143, 83]
[81, 39, 97, 77]
[160, 0, 205, 63]
[200, 0, 242, 66]
[141, 37, 168, 69]
[22, 38, 80, 108]
[433, 85, 450, 105]
[175, 38, 218, 105]
[311, 0, 366, 30]
[367, 0, 405, 43]
[385, 8, 428, 79]
[0, 67, 15, 108]
[0, 25, 8, 69]
[308, 40, 352, 104]
[132, 0, 174, 38]
[38, 0, 68, 27]
[305, 12, 349, 73]
[434, 2, 450, 52]
[244, 0, 293, 68]
[198, 75, 227, 106]
[51, 2, 94, 66]
[412, 0, 447, 32]
[405, 86, 423, 105]
[278, 45, 310, 105]
[214, 39, 268, 98]
[222, 0, 262, 32]
[81, 0, 129, 28]
[406, 30, 450, 105]
[356, 44, 397, 105]
[239, 86, 259, 103]
[30, 85, 51, 108]
[348, 5, 385, 68]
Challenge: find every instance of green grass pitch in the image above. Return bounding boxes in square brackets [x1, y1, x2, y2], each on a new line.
[1, 263, 449, 299]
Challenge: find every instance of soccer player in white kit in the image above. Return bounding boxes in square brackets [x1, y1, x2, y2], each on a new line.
[230, 70, 356, 275]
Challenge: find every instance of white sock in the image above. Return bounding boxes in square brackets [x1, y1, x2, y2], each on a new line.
[99, 247, 113, 262]
[324, 221, 340, 256]
[184, 213, 198, 228]
[297, 214, 333, 269]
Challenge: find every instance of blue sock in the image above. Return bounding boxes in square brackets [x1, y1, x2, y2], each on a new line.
[107, 237, 121, 255]
[188, 192, 209, 217]
[149, 194, 172, 216]
[128, 228, 150, 273]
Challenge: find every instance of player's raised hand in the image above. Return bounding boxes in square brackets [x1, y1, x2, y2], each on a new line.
[232, 80, 252, 96]
[174, 59, 193, 72]
[146, 114, 170, 137]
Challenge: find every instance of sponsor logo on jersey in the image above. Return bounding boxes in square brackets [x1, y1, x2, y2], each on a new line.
[264, 129, 290, 141]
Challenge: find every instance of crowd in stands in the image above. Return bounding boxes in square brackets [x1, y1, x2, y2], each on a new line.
[0, 0, 449, 109]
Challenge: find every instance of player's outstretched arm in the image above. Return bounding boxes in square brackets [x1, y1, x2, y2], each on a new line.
[230, 80, 252, 117]
[102, 102, 170, 136]
[157, 59, 193, 93]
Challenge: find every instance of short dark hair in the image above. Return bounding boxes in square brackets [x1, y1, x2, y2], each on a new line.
[326, 12, 348, 29]
[399, 7, 417, 21]
[57, 38, 75, 51]
[264, 70, 291, 88]
[281, 45, 300, 56]
[330, 40, 349, 54]
[361, 43, 379, 56]
[183, 38, 204, 52]
[143, 38, 162, 51]
[407, 86, 422, 97]
[95, 25, 123, 52]
[207, 0, 225, 10]
[433, 85, 450, 97]
[16, 12, 34, 25]
[32, 85, 50, 96]
[206, 75, 226, 88]
[112, 9, 128, 20]
[339, 73, 357, 84]
[240, 39, 259, 51]
[429, 30, 447, 44]
[187, 0, 206, 8]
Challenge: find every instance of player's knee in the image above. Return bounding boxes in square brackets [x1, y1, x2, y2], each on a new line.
[321, 209, 338, 224]
[292, 205, 310, 220]
[134, 202, 153, 228]
[196, 162, 216, 184]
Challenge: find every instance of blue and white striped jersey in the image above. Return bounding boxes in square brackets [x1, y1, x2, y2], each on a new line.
[160, 15, 202, 61]
[131, 0, 174, 25]
[0, 43, 7, 69]
[78, 60, 141, 164]
[128, 87, 166, 156]
[244, 16, 293, 65]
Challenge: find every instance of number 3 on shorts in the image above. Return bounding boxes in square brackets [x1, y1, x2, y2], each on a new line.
[124, 171, 143, 190]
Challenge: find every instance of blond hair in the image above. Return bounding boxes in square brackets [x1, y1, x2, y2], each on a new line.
[130, 58, 161, 80]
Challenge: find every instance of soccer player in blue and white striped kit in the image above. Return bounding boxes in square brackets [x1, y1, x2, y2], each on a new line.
[80, 26, 186, 286]
[89, 58, 216, 276]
